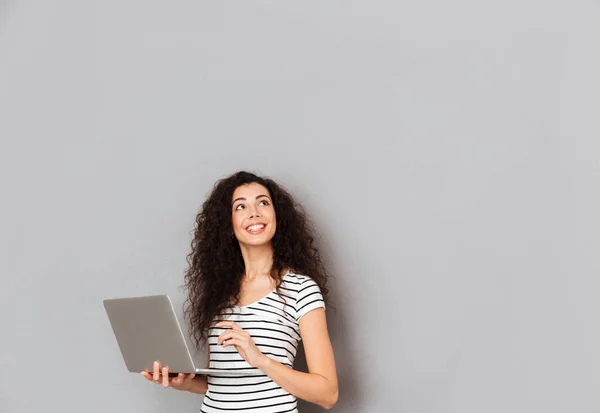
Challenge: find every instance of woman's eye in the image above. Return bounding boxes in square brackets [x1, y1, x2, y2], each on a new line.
[235, 204, 244, 210]
[260, 200, 269, 206]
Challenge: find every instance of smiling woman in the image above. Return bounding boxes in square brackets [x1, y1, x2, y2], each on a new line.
[231, 184, 278, 248]
[140, 171, 339, 412]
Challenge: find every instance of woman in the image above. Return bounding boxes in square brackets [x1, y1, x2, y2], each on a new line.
[141, 171, 338, 412]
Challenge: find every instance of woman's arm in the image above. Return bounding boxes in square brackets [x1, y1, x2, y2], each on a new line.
[216, 308, 338, 409]
[186, 374, 208, 394]
[258, 308, 338, 408]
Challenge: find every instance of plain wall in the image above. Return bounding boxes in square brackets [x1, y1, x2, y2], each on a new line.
[1, 1, 599, 412]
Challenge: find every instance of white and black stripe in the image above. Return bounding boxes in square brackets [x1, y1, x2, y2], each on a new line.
[200, 272, 325, 413]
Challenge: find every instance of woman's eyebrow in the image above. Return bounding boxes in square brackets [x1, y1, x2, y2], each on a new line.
[232, 194, 270, 204]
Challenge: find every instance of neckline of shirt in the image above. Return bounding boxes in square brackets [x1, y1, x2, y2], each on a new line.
[233, 270, 293, 308]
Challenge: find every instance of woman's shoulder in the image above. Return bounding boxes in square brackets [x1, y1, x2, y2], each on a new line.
[282, 270, 315, 284]
[282, 270, 326, 318]
[281, 271, 321, 295]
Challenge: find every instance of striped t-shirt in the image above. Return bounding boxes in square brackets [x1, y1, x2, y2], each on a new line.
[200, 271, 326, 413]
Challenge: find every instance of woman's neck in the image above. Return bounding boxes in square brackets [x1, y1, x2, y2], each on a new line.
[239, 243, 274, 279]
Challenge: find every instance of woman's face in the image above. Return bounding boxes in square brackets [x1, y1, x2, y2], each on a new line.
[231, 183, 277, 248]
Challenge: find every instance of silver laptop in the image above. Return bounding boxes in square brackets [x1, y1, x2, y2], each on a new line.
[103, 294, 263, 377]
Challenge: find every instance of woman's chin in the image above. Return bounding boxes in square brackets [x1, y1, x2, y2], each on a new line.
[238, 237, 274, 249]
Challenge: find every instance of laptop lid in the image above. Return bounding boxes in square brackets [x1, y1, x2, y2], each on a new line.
[103, 295, 198, 374]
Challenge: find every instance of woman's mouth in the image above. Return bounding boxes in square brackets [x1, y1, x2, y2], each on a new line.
[246, 223, 266, 235]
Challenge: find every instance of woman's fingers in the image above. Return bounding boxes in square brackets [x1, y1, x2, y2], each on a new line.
[180, 373, 195, 382]
[143, 362, 197, 390]
[153, 361, 161, 381]
[173, 373, 185, 386]
[171, 373, 196, 389]
[219, 329, 244, 343]
[216, 322, 250, 348]
[215, 321, 243, 331]
[218, 330, 246, 346]
[222, 338, 243, 347]
[143, 365, 196, 390]
[162, 367, 170, 387]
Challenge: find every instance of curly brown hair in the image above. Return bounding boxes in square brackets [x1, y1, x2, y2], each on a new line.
[183, 171, 330, 349]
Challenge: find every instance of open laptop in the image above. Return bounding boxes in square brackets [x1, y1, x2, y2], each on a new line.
[103, 294, 263, 377]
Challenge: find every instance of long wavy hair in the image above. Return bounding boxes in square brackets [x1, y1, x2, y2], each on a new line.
[183, 171, 330, 349]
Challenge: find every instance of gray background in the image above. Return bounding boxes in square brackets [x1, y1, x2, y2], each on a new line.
[1, 1, 598, 412]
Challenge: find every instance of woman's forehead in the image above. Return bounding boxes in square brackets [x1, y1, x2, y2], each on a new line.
[232, 183, 270, 199]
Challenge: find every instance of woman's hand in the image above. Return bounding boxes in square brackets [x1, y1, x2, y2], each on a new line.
[215, 321, 267, 368]
[141, 361, 196, 391]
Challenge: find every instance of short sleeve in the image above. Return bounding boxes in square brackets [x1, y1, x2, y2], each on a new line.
[295, 277, 325, 322]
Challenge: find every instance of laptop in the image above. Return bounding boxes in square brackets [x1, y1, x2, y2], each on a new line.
[103, 294, 263, 377]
